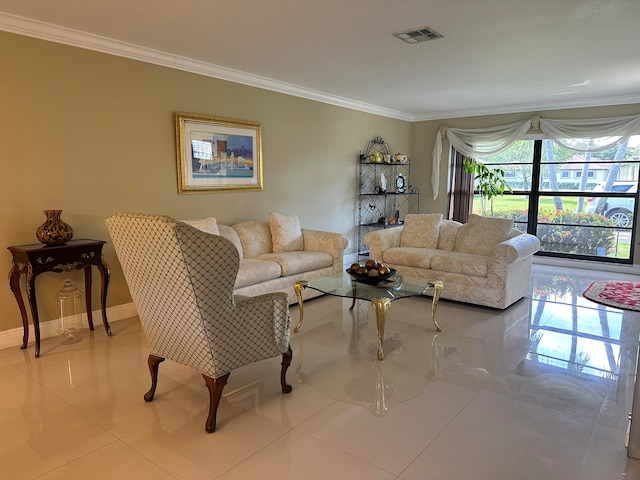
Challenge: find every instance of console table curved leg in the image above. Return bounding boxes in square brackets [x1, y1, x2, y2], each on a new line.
[294, 281, 309, 333]
[26, 274, 41, 358]
[97, 261, 112, 335]
[9, 264, 29, 349]
[372, 297, 391, 361]
[84, 266, 95, 330]
[431, 281, 443, 332]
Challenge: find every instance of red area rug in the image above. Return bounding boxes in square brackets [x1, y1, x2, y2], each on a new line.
[583, 280, 640, 312]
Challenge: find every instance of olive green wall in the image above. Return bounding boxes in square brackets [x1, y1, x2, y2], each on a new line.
[0, 31, 412, 334]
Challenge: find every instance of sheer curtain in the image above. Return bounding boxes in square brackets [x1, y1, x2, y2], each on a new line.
[432, 113, 640, 199]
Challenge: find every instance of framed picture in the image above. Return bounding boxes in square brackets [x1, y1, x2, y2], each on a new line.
[175, 112, 263, 193]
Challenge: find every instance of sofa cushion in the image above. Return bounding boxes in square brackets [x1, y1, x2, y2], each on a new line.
[382, 247, 440, 269]
[455, 214, 513, 256]
[234, 259, 282, 288]
[217, 225, 244, 259]
[233, 221, 273, 258]
[431, 251, 489, 277]
[437, 220, 462, 251]
[256, 251, 333, 276]
[182, 217, 219, 235]
[269, 212, 304, 252]
[400, 214, 442, 248]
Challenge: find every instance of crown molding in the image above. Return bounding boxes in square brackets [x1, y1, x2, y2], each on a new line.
[0, 12, 414, 121]
[412, 93, 640, 122]
[2, 12, 638, 124]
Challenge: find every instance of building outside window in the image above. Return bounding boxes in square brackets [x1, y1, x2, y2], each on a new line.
[469, 136, 640, 264]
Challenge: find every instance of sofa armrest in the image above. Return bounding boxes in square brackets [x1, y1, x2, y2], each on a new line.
[364, 227, 403, 261]
[492, 233, 540, 264]
[302, 229, 349, 272]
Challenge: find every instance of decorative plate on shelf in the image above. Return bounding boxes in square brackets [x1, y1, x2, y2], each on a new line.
[346, 268, 397, 285]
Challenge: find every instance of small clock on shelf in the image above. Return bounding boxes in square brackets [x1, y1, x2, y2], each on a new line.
[395, 173, 406, 193]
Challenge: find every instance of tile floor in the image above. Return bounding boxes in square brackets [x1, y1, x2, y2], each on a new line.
[2, 264, 640, 479]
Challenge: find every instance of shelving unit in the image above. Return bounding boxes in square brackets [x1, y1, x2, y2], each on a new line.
[357, 136, 419, 258]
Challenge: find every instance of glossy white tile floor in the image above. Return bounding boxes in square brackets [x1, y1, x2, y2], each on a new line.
[3, 264, 640, 479]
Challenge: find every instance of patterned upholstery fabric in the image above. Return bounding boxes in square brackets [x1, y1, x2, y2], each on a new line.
[217, 225, 244, 259]
[233, 221, 273, 258]
[234, 258, 282, 288]
[255, 251, 333, 276]
[400, 214, 442, 248]
[454, 214, 514, 256]
[182, 217, 219, 235]
[105, 212, 291, 378]
[171, 218, 348, 305]
[269, 212, 304, 252]
[437, 220, 462, 251]
[364, 217, 540, 309]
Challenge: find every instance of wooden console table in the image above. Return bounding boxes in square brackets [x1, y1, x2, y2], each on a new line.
[8, 239, 112, 357]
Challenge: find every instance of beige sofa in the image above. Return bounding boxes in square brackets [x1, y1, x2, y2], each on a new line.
[184, 213, 348, 304]
[364, 214, 540, 309]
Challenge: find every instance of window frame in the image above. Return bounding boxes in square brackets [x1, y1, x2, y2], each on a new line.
[464, 137, 639, 264]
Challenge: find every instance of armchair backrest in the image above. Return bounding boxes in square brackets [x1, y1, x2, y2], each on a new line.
[105, 212, 241, 375]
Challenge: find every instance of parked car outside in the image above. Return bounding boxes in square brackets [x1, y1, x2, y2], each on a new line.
[585, 181, 637, 227]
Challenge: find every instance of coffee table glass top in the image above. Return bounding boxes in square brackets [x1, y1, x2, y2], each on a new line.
[305, 273, 436, 302]
[294, 273, 443, 360]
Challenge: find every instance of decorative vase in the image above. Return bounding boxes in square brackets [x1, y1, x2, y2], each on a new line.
[35, 210, 74, 245]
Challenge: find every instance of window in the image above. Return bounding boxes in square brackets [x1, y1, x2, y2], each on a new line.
[469, 136, 640, 263]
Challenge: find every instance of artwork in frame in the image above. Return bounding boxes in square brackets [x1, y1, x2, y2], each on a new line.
[175, 112, 263, 193]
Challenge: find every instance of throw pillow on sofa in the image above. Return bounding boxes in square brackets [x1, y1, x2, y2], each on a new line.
[455, 214, 513, 256]
[182, 217, 220, 235]
[400, 213, 443, 248]
[234, 221, 273, 257]
[269, 212, 304, 252]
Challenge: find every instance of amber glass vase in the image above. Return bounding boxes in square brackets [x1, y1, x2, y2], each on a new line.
[35, 210, 74, 245]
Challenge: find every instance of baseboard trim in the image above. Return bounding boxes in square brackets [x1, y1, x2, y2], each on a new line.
[0, 302, 138, 351]
[533, 256, 640, 275]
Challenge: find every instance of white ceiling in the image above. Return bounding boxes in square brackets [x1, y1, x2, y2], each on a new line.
[1, 0, 640, 121]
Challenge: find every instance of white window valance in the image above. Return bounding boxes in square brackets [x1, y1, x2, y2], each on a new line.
[431, 113, 640, 199]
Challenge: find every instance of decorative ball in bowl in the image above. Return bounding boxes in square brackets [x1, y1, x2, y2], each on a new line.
[346, 259, 397, 285]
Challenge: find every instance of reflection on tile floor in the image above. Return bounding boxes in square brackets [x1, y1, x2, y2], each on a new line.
[2, 264, 640, 479]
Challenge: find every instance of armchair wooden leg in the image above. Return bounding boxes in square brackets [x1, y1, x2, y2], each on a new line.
[203, 372, 230, 433]
[144, 354, 165, 402]
[281, 345, 293, 393]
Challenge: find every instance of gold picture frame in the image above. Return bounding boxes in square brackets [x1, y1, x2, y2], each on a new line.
[175, 112, 263, 193]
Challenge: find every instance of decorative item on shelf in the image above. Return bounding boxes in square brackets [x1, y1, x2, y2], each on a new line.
[368, 150, 383, 163]
[394, 153, 408, 164]
[395, 173, 406, 193]
[57, 279, 83, 343]
[360, 136, 391, 163]
[35, 209, 74, 245]
[378, 172, 387, 193]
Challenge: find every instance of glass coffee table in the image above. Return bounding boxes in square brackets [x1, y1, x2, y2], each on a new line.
[294, 273, 443, 360]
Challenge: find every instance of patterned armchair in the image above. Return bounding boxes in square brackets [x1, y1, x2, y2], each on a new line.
[105, 212, 292, 433]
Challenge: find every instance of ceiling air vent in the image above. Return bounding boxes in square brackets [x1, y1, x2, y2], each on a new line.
[393, 26, 443, 44]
